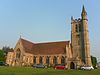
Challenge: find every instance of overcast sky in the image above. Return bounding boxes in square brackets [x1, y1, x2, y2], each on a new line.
[0, 0, 100, 62]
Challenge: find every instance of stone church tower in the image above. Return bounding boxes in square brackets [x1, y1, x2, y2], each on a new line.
[70, 6, 92, 69]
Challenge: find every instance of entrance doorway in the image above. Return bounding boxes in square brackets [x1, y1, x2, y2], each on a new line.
[70, 62, 75, 69]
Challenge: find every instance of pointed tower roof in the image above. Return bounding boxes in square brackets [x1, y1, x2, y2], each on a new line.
[81, 5, 87, 15]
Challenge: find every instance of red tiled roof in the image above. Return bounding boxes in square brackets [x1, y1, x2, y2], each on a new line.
[20, 38, 70, 55]
[20, 38, 34, 50]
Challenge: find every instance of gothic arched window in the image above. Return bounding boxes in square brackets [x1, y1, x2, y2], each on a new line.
[46, 56, 50, 65]
[33, 56, 36, 64]
[39, 56, 43, 64]
[75, 24, 78, 32]
[53, 56, 57, 65]
[61, 56, 65, 64]
[16, 49, 21, 59]
[79, 24, 81, 32]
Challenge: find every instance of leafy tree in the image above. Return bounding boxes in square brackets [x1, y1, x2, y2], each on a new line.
[2, 46, 10, 56]
[91, 56, 97, 68]
[0, 49, 5, 61]
[1, 46, 14, 62]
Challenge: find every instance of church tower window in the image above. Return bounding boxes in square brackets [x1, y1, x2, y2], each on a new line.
[75, 24, 78, 32]
[79, 24, 81, 32]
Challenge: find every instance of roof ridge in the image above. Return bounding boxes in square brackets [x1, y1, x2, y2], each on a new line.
[35, 40, 70, 44]
[20, 38, 35, 45]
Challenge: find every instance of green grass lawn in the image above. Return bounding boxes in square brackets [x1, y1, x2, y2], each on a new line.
[0, 66, 100, 75]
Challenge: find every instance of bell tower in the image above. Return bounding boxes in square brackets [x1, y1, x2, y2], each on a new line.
[71, 16, 82, 68]
[71, 6, 92, 68]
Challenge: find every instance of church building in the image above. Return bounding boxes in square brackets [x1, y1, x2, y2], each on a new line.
[6, 6, 92, 69]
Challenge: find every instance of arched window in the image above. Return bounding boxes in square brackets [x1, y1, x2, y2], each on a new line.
[46, 56, 50, 65]
[53, 56, 57, 65]
[16, 49, 21, 59]
[39, 56, 43, 64]
[75, 24, 78, 32]
[26, 57, 28, 62]
[79, 24, 81, 32]
[61, 56, 65, 64]
[33, 56, 36, 64]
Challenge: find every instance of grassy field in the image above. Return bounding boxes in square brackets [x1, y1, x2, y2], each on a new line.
[0, 67, 100, 75]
